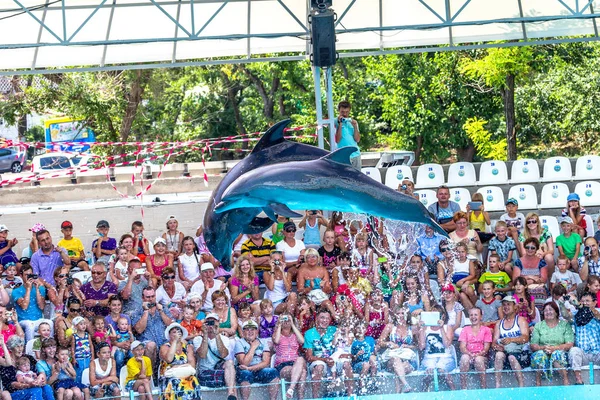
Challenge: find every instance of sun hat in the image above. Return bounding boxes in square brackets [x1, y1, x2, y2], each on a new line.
[164, 322, 188, 340]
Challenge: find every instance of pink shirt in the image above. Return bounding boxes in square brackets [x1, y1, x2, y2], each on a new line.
[459, 325, 492, 354]
[274, 333, 300, 366]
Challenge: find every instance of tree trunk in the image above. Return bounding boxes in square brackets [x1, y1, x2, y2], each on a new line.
[120, 70, 151, 142]
[457, 142, 476, 162]
[502, 73, 517, 161]
[414, 134, 424, 165]
[221, 72, 247, 149]
[238, 66, 279, 120]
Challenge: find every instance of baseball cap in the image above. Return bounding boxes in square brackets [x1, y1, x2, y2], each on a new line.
[559, 216, 574, 224]
[61, 221, 73, 229]
[153, 237, 167, 246]
[0, 225, 8, 232]
[505, 198, 518, 206]
[96, 220, 110, 228]
[502, 295, 517, 304]
[166, 215, 177, 222]
[441, 284, 455, 292]
[200, 262, 214, 272]
[131, 340, 145, 350]
[72, 316, 85, 326]
[30, 223, 46, 233]
[567, 193, 580, 202]
[205, 313, 219, 321]
[283, 221, 296, 231]
[242, 320, 258, 330]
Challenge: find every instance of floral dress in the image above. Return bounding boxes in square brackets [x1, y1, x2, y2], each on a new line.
[159, 345, 201, 400]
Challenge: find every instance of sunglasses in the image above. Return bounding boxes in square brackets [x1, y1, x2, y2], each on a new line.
[58, 274, 67, 278]
[162, 275, 176, 280]
[91, 271, 104, 275]
[440, 247, 449, 252]
[285, 229, 296, 233]
[69, 308, 80, 313]
[527, 220, 538, 224]
[525, 245, 537, 250]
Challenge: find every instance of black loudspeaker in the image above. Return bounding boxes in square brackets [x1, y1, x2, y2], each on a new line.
[310, 10, 336, 67]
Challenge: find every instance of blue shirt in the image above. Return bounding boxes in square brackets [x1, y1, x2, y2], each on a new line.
[427, 201, 461, 225]
[351, 336, 375, 363]
[334, 119, 360, 159]
[31, 248, 65, 285]
[131, 308, 172, 346]
[234, 338, 270, 367]
[416, 233, 444, 261]
[488, 236, 517, 262]
[574, 314, 600, 353]
[303, 326, 336, 358]
[12, 285, 46, 321]
[0, 242, 18, 266]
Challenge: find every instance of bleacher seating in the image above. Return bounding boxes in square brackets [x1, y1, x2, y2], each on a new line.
[584, 214, 595, 238]
[477, 186, 505, 212]
[539, 215, 561, 238]
[384, 165, 413, 189]
[446, 162, 477, 187]
[507, 184, 538, 211]
[414, 189, 437, 208]
[449, 187, 471, 211]
[542, 156, 572, 182]
[539, 183, 570, 209]
[416, 163, 445, 188]
[478, 160, 508, 185]
[361, 167, 382, 183]
[510, 159, 540, 183]
[575, 155, 600, 180]
[574, 181, 600, 207]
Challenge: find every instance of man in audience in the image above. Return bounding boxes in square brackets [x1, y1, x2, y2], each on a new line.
[12, 264, 53, 341]
[579, 237, 600, 281]
[120, 258, 150, 318]
[30, 229, 70, 285]
[569, 292, 600, 385]
[234, 320, 279, 400]
[195, 313, 237, 400]
[190, 262, 229, 311]
[81, 261, 118, 317]
[132, 286, 173, 362]
[241, 233, 275, 282]
[427, 185, 461, 233]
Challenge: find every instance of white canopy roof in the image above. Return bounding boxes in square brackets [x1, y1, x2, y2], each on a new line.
[1, 0, 599, 74]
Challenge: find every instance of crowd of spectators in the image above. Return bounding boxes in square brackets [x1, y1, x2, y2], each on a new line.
[0, 186, 597, 400]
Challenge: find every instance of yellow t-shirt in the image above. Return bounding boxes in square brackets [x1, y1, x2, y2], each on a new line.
[126, 356, 153, 383]
[58, 237, 84, 258]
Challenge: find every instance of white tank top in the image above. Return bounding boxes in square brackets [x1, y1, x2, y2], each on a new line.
[499, 317, 521, 340]
[93, 359, 112, 379]
[265, 278, 287, 303]
[453, 258, 470, 275]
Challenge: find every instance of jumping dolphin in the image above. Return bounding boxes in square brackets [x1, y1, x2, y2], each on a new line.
[203, 120, 329, 268]
[216, 147, 447, 236]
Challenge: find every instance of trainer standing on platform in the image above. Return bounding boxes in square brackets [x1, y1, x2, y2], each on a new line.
[334, 100, 361, 170]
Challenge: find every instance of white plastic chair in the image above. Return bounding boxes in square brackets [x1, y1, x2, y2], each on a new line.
[446, 162, 477, 187]
[507, 184, 538, 211]
[82, 368, 90, 385]
[539, 183, 570, 209]
[384, 165, 414, 190]
[575, 155, 600, 180]
[510, 159, 540, 183]
[361, 167, 382, 183]
[72, 271, 92, 285]
[575, 181, 600, 207]
[539, 216, 561, 239]
[120, 366, 159, 396]
[25, 339, 35, 356]
[449, 187, 471, 211]
[478, 160, 508, 185]
[415, 163, 445, 189]
[584, 215, 595, 238]
[542, 156, 572, 182]
[476, 186, 506, 212]
[415, 189, 437, 208]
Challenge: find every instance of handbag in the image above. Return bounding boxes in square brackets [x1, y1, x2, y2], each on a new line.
[164, 364, 196, 379]
[308, 289, 329, 305]
[381, 347, 417, 363]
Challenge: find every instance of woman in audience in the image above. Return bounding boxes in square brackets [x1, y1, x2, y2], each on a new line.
[272, 313, 306, 399]
[530, 301, 573, 386]
[89, 342, 120, 399]
[513, 237, 548, 305]
[264, 251, 296, 315]
[212, 291, 238, 338]
[297, 248, 333, 312]
[156, 267, 187, 320]
[440, 284, 464, 339]
[54, 298, 82, 348]
[398, 274, 430, 321]
[519, 213, 555, 276]
[48, 267, 84, 316]
[158, 323, 201, 400]
[2, 335, 53, 400]
[276, 221, 306, 280]
[36, 338, 59, 388]
[377, 307, 418, 393]
[449, 211, 483, 261]
[146, 238, 174, 286]
[229, 256, 260, 315]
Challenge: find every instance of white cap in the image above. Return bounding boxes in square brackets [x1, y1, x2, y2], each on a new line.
[166, 215, 177, 222]
[153, 237, 167, 246]
[72, 316, 85, 326]
[0, 225, 8, 232]
[131, 340, 145, 350]
[205, 313, 219, 321]
[200, 262, 215, 271]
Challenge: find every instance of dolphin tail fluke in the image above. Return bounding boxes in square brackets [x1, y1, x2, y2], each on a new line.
[244, 217, 275, 234]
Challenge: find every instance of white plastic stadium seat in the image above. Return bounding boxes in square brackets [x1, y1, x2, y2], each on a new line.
[539, 183, 570, 209]
[539, 216, 561, 239]
[510, 159, 540, 184]
[415, 190, 437, 209]
[25, 339, 35, 356]
[584, 215, 595, 238]
[72, 271, 92, 285]
[82, 368, 90, 385]
[449, 187, 471, 211]
[416, 164, 445, 189]
[446, 162, 477, 187]
[384, 165, 414, 190]
[575, 155, 600, 180]
[478, 160, 508, 185]
[476, 186, 505, 212]
[575, 181, 600, 207]
[507, 185, 538, 211]
[361, 167, 382, 183]
[542, 156, 572, 182]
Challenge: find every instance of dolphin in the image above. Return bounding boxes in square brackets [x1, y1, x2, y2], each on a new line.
[203, 119, 329, 268]
[216, 147, 447, 236]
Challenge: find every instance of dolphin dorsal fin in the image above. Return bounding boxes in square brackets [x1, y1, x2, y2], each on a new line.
[251, 119, 292, 154]
[322, 147, 358, 165]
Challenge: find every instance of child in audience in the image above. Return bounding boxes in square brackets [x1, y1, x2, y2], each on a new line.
[258, 299, 278, 341]
[58, 221, 87, 271]
[125, 341, 153, 400]
[32, 321, 53, 359]
[556, 217, 582, 271]
[178, 236, 201, 291]
[584, 275, 600, 308]
[512, 277, 536, 326]
[550, 255, 582, 294]
[112, 316, 133, 371]
[92, 316, 114, 348]
[364, 289, 388, 340]
[236, 302, 255, 337]
[350, 322, 377, 394]
[352, 233, 378, 285]
[330, 320, 354, 381]
[318, 230, 342, 272]
[109, 246, 130, 288]
[92, 220, 117, 265]
[562, 193, 587, 238]
[545, 284, 576, 320]
[180, 305, 203, 341]
[467, 192, 490, 232]
[55, 346, 87, 398]
[2, 262, 23, 291]
[500, 198, 526, 242]
[404, 254, 430, 291]
[474, 281, 503, 330]
[131, 221, 150, 263]
[488, 221, 517, 276]
[71, 316, 93, 383]
[16, 356, 44, 385]
[478, 254, 512, 299]
[162, 215, 184, 259]
[0, 225, 19, 270]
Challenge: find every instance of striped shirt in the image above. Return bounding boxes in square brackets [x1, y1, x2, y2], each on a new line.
[241, 238, 275, 271]
[274, 333, 300, 366]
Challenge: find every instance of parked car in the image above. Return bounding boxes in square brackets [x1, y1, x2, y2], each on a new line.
[31, 152, 96, 173]
[0, 147, 27, 173]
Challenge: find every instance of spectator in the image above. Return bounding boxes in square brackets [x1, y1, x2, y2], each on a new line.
[51, 267, 84, 315]
[178, 236, 202, 291]
[458, 307, 492, 390]
[518, 213, 555, 276]
[566, 292, 600, 385]
[263, 251, 296, 315]
[104, 295, 132, 371]
[272, 313, 306, 400]
[579, 237, 600, 282]
[190, 263, 229, 312]
[89, 342, 121, 399]
[162, 215, 184, 259]
[132, 287, 174, 362]
[234, 320, 279, 400]
[91, 220, 117, 265]
[0, 305, 24, 355]
[35, 338, 61, 390]
[54, 299, 82, 348]
[492, 296, 530, 388]
[241, 233, 275, 283]
[416, 225, 444, 280]
[30, 229, 70, 286]
[12, 264, 53, 341]
[530, 301, 574, 386]
[275, 221, 306, 281]
[125, 341, 153, 400]
[212, 291, 238, 339]
[0, 225, 19, 269]
[81, 262, 118, 318]
[513, 238, 548, 304]
[397, 178, 418, 199]
[194, 313, 237, 400]
[478, 255, 512, 299]
[334, 100, 361, 170]
[318, 230, 342, 273]
[70, 315, 92, 383]
[556, 217, 582, 271]
[488, 221, 517, 277]
[303, 309, 340, 398]
[449, 211, 483, 261]
[427, 186, 461, 233]
[466, 192, 490, 233]
[501, 198, 526, 240]
[156, 267, 187, 320]
[448, 242, 477, 308]
[57, 221, 88, 272]
[146, 238, 174, 285]
[299, 210, 328, 250]
[158, 323, 201, 400]
[131, 221, 150, 264]
[297, 248, 333, 311]
[562, 193, 587, 238]
[229, 256, 260, 315]
[550, 255, 581, 295]
[120, 258, 150, 318]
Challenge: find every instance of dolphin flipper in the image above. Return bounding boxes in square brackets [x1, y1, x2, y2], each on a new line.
[268, 203, 302, 218]
[243, 216, 274, 234]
